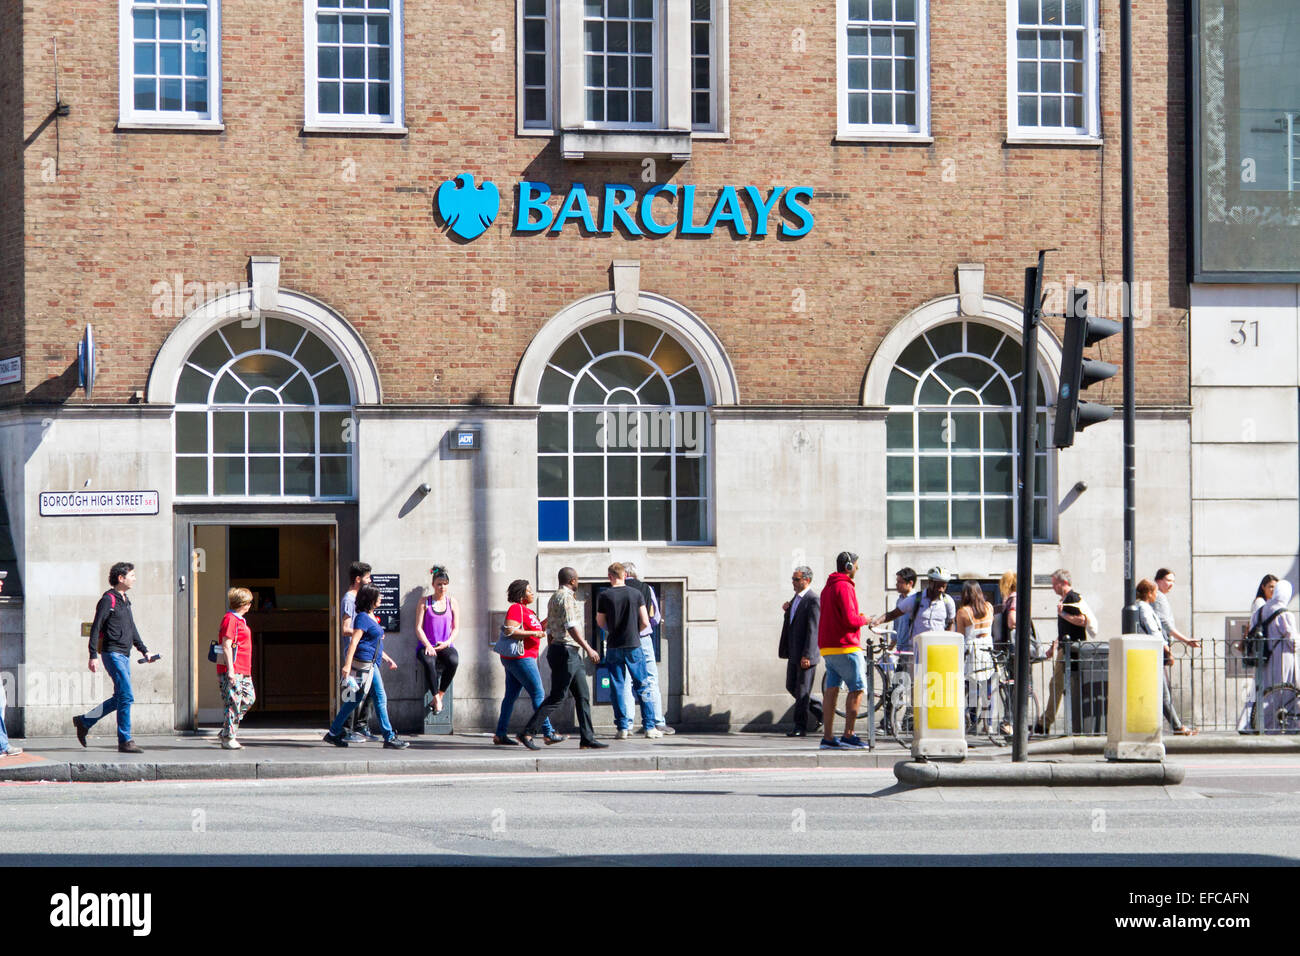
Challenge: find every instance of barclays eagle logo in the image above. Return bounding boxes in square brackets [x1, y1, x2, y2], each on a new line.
[436, 173, 500, 241]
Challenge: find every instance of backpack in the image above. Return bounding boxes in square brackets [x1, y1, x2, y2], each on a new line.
[93, 590, 117, 653]
[992, 602, 1046, 661]
[1241, 609, 1284, 668]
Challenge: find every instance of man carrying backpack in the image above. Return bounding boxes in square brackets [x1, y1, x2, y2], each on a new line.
[872, 566, 956, 673]
[73, 562, 154, 753]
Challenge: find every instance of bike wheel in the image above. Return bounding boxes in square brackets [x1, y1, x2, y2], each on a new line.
[832, 664, 883, 720]
[1258, 683, 1300, 734]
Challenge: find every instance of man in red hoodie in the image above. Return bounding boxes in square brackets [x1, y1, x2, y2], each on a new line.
[817, 551, 872, 749]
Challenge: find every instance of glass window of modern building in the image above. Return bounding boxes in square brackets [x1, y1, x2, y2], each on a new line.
[537, 318, 710, 545]
[173, 318, 357, 500]
[884, 320, 1051, 541]
[837, 0, 930, 139]
[305, 0, 404, 129]
[1007, 0, 1099, 141]
[119, 0, 222, 126]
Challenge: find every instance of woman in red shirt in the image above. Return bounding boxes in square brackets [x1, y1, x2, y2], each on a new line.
[493, 579, 562, 746]
[217, 587, 255, 750]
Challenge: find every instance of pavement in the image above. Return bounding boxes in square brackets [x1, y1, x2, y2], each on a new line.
[0, 728, 1293, 784]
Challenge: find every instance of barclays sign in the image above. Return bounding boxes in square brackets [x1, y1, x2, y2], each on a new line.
[435, 174, 815, 241]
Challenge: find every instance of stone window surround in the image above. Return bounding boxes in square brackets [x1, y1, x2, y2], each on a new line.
[515, 0, 732, 158]
[147, 281, 383, 407]
[862, 293, 1065, 544]
[117, 0, 224, 131]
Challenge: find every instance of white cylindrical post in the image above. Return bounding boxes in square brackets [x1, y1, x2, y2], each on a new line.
[912, 629, 967, 760]
[1104, 634, 1165, 762]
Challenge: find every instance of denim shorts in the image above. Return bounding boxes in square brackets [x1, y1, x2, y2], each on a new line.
[822, 649, 867, 691]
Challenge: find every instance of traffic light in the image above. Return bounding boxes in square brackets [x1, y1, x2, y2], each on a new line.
[1052, 289, 1121, 449]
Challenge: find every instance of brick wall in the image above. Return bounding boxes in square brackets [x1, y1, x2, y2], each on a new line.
[16, 0, 1188, 407]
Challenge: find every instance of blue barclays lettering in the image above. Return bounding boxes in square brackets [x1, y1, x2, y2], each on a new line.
[503, 180, 814, 238]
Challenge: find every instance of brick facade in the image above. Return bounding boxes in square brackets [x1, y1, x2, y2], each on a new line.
[9, 1, 1185, 408]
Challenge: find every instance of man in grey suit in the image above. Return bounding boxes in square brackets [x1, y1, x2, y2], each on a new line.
[779, 566, 822, 736]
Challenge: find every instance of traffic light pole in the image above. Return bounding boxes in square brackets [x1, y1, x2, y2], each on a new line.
[1013, 256, 1044, 763]
[1120, 0, 1137, 633]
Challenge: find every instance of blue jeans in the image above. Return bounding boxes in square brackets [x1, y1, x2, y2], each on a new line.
[620, 634, 665, 726]
[329, 665, 396, 741]
[82, 652, 133, 744]
[606, 644, 658, 731]
[496, 656, 554, 738]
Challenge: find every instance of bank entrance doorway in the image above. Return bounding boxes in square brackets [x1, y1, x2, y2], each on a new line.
[582, 580, 683, 729]
[182, 518, 343, 731]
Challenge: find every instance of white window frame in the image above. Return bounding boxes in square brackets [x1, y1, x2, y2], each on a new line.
[536, 318, 713, 547]
[579, 0, 661, 130]
[118, 0, 223, 130]
[883, 320, 1054, 544]
[516, 0, 729, 138]
[303, 0, 406, 134]
[1006, 0, 1101, 145]
[519, 0, 555, 131]
[836, 0, 931, 143]
[173, 320, 358, 503]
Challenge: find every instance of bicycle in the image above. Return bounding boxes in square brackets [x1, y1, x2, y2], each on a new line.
[966, 645, 1040, 745]
[830, 624, 893, 722]
[1254, 682, 1300, 734]
[885, 649, 914, 746]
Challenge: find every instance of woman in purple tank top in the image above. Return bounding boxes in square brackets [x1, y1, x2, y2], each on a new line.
[416, 566, 460, 716]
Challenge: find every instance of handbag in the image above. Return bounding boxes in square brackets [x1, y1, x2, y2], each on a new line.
[492, 621, 525, 658]
[207, 640, 220, 663]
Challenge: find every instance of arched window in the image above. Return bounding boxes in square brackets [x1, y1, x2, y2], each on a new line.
[885, 320, 1050, 541]
[173, 317, 356, 500]
[537, 317, 709, 544]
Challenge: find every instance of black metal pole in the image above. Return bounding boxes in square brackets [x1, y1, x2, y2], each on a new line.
[1013, 258, 1044, 762]
[1120, 0, 1137, 633]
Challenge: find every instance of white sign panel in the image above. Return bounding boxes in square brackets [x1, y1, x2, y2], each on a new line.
[39, 490, 160, 517]
[0, 356, 19, 385]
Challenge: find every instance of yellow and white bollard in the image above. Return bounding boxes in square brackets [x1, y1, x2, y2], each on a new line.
[912, 629, 967, 760]
[1104, 634, 1165, 762]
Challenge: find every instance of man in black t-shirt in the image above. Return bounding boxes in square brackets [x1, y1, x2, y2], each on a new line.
[595, 563, 661, 739]
[1039, 568, 1090, 733]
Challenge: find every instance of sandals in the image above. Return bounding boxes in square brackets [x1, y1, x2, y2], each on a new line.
[1175, 726, 1198, 736]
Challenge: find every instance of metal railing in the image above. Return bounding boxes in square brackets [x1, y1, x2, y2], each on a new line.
[1024, 637, 1299, 736]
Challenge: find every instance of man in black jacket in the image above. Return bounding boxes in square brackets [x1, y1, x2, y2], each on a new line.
[779, 566, 822, 736]
[73, 562, 153, 753]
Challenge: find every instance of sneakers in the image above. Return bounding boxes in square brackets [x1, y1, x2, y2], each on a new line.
[614, 729, 631, 740]
[644, 728, 664, 739]
[73, 715, 88, 748]
[356, 727, 381, 742]
[118, 740, 144, 754]
[0, 747, 23, 758]
[819, 737, 844, 750]
[221, 737, 243, 750]
[657, 725, 676, 735]
[343, 732, 367, 744]
[323, 732, 348, 747]
[383, 737, 410, 750]
[839, 734, 869, 749]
